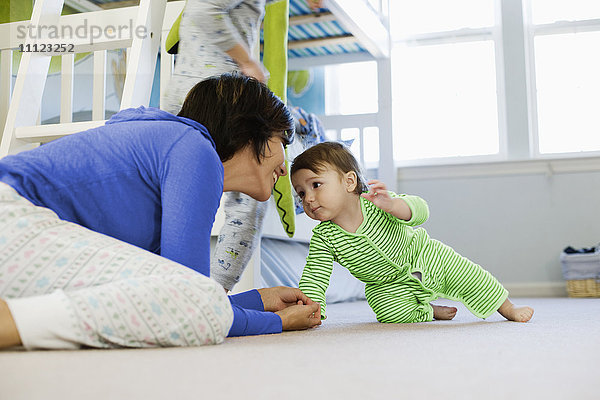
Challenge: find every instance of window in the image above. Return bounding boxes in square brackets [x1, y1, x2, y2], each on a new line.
[528, 0, 600, 25]
[325, 127, 379, 170]
[362, 126, 380, 167]
[341, 128, 361, 158]
[390, 0, 498, 163]
[391, 0, 494, 38]
[527, 0, 600, 155]
[324, 61, 378, 115]
[323, 61, 380, 171]
[392, 41, 499, 161]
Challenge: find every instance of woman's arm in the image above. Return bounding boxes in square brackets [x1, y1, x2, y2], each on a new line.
[160, 133, 223, 275]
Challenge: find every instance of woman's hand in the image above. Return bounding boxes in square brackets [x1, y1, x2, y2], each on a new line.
[258, 287, 323, 331]
[257, 286, 318, 312]
[276, 303, 322, 331]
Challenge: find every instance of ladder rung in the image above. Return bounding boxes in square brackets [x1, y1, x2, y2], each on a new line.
[14, 120, 106, 142]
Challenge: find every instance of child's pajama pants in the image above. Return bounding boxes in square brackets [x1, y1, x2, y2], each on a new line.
[365, 239, 509, 323]
[0, 183, 233, 350]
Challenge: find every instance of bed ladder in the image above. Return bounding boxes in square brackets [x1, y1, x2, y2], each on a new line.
[0, 0, 166, 157]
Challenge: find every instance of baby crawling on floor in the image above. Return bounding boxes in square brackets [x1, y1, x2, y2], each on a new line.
[291, 142, 534, 324]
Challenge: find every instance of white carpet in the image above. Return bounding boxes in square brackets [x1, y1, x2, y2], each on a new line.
[1, 297, 599, 400]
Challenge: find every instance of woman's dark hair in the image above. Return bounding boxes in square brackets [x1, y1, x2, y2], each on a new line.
[178, 73, 294, 162]
[291, 142, 368, 195]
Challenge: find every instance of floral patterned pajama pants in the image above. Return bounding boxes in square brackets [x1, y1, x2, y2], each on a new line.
[0, 183, 233, 350]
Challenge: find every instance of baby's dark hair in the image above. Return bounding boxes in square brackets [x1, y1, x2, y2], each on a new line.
[291, 142, 368, 195]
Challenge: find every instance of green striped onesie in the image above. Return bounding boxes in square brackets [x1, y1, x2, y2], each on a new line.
[298, 192, 508, 323]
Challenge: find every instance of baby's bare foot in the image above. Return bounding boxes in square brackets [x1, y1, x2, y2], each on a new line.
[432, 305, 457, 320]
[498, 299, 534, 322]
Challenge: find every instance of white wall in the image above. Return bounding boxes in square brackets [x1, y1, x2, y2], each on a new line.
[397, 166, 600, 296]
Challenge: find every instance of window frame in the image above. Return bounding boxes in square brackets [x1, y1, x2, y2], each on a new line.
[523, 0, 600, 159]
[386, 0, 600, 171]
[389, 1, 508, 166]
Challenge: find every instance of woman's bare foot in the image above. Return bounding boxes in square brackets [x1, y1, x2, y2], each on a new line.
[432, 305, 457, 320]
[497, 299, 534, 322]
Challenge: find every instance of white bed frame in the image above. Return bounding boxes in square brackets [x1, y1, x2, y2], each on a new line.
[0, 0, 391, 293]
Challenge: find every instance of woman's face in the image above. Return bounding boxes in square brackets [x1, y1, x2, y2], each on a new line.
[249, 136, 287, 201]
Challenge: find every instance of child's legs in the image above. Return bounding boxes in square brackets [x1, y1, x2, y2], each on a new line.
[422, 240, 508, 319]
[210, 192, 268, 291]
[0, 184, 233, 349]
[364, 282, 434, 323]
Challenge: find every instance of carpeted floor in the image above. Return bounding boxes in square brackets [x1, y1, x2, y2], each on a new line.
[1, 297, 599, 400]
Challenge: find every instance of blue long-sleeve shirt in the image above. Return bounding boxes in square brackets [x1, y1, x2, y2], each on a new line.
[0, 106, 281, 337]
[228, 290, 281, 336]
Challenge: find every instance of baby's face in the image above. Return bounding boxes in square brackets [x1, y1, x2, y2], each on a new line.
[291, 167, 350, 222]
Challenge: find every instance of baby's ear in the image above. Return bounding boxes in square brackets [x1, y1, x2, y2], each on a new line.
[344, 171, 358, 193]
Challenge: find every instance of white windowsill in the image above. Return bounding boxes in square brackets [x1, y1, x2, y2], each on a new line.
[395, 154, 600, 181]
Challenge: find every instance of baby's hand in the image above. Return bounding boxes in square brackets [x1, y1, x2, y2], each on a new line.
[361, 179, 394, 213]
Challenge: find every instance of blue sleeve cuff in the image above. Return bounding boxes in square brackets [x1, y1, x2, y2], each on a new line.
[227, 303, 283, 337]
[228, 289, 264, 311]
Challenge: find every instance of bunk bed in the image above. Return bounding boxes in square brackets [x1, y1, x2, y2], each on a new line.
[0, 0, 392, 298]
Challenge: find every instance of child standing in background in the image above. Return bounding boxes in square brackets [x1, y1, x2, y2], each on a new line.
[291, 142, 534, 324]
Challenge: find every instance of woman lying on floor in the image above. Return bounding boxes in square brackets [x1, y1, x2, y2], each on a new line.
[0, 73, 321, 350]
